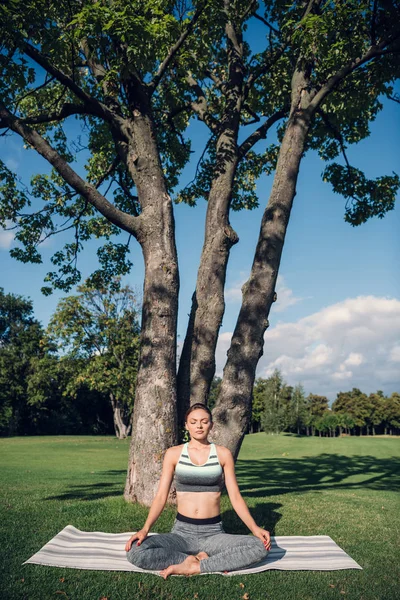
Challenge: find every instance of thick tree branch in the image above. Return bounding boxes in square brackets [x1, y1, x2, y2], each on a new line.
[20, 103, 88, 125]
[186, 73, 219, 132]
[308, 34, 400, 113]
[148, 1, 208, 93]
[23, 42, 127, 131]
[80, 39, 123, 116]
[238, 108, 287, 158]
[0, 103, 142, 239]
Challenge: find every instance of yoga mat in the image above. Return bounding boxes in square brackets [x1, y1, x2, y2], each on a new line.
[23, 525, 362, 576]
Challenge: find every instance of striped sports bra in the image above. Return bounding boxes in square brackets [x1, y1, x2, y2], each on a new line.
[175, 442, 224, 493]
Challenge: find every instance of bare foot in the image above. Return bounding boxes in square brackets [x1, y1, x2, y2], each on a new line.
[195, 551, 209, 561]
[160, 555, 201, 579]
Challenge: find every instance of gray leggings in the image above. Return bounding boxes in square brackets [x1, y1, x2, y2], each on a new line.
[126, 518, 268, 573]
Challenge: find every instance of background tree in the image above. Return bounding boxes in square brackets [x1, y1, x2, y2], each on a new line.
[382, 392, 400, 435]
[304, 393, 329, 435]
[0, 289, 47, 435]
[368, 391, 386, 435]
[260, 369, 291, 434]
[26, 354, 114, 435]
[332, 388, 371, 435]
[48, 281, 140, 438]
[251, 377, 269, 433]
[288, 383, 307, 435]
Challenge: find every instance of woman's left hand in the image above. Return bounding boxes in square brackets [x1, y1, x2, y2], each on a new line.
[252, 526, 271, 551]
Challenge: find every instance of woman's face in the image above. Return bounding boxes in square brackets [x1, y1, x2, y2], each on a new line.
[185, 409, 213, 441]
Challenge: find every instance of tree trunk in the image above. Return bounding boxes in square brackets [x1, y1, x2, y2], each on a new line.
[210, 73, 312, 457]
[110, 392, 130, 439]
[176, 152, 239, 428]
[124, 101, 179, 505]
[176, 16, 246, 428]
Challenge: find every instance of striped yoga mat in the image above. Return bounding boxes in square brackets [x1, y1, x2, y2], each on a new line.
[23, 525, 362, 576]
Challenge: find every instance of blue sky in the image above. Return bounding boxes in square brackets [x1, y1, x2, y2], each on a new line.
[1, 41, 399, 402]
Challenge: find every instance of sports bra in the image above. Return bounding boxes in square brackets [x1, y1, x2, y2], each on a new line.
[174, 442, 224, 493]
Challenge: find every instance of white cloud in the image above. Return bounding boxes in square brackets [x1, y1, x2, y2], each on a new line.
[225, 273, 303, 313]
[272, 275, 305, 313]
[344, 352, 363, 366]
[215, 295, 400, 400]
[0, 221, 15, 249]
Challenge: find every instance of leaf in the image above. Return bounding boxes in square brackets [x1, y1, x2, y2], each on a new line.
[243, 594, 250, 600]
[239, 582, 245, 588]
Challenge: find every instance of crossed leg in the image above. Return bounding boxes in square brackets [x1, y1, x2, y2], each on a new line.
[126, 532, 197, 571]
[199, 532, 268, 573]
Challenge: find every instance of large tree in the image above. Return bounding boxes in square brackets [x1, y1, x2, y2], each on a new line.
[1, 0, 399, 504]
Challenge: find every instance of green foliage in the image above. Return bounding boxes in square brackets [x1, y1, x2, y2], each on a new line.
[1, 0, 399, 294]
[332, 388, 371, 428]
[0, 287, 114, 435]
[0, 288, 47, 434]
[0, 0, 202, 291]
[47, 279, 141, 435]
[259, 369, 292, 434]
[287, 383, 307, 433]
[323, 164, 399, 226]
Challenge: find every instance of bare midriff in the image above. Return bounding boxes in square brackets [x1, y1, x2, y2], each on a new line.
[176, 491, 221, 519]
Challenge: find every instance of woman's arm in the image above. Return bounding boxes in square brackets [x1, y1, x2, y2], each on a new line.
[125, 446, 177, 551]
[219, 446, 271, 550]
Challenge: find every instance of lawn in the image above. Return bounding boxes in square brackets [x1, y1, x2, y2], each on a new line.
[1, 433, 399, 600]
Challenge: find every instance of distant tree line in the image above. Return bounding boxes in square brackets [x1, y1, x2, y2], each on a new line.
[0, 283, 140, 438]
[2, 285, 399, 441]
[236, 369, 399, 437]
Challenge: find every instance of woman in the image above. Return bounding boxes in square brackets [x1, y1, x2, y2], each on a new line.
[125, 403, 271, 578]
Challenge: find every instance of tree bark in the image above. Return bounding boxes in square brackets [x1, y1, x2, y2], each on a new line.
[176, 153, 239, 427]
[210, 77, 312, 457]
[123, 99, 179, 505]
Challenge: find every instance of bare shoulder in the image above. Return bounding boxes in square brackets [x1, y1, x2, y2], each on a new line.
[164, 444, 184, 464]
[214, 444, 233, 466]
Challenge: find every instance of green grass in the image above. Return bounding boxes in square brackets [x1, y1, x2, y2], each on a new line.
[1, 433, 399, 600]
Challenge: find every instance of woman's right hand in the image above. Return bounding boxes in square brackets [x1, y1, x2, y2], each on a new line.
[125, 528, 149, 551]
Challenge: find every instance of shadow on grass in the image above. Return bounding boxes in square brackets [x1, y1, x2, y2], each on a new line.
[45, 454, 400, 504]
[236, 453, 400, 497]
[222, 502, 282, 536]
[45, 475, 124, 501]
[44, 481, 124, 501]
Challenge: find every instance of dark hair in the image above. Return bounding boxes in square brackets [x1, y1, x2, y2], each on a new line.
[184, 403, 213, 423]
